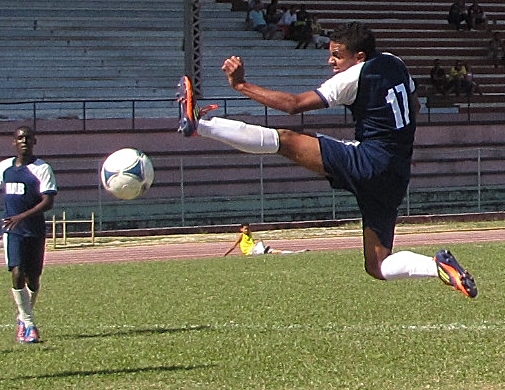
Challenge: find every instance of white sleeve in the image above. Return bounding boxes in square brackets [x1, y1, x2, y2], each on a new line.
[316, 62, 364, 107]
[409, 75, 416, 93]
[39, 164, 57, 194]
[32, 160, 58, 194]
[0, 158, 14, 189]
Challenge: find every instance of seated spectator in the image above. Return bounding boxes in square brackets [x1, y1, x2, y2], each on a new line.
[311, 15, 330, 49]
[293, 15, 313, 49]
[264, 0, 282, 38]
[278, 5, 297, 40]
[249, 2, 277, 40]
[246, 0, 264, 25]
[488, 31, 505, 68]
[265, 0, 281, 24]
[223, 223, 309, 256]
[430, 59, 449, 96]
[296, 3, 310, 23]
[464, 64, 483, 95]
[448, 0, 469, 31]
[448, 60, 472, 96]
[467, 0, 487, 30]
[291, 4, 312, 47]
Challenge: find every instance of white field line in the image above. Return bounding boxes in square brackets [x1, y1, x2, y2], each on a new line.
[1, 321, 503, 332]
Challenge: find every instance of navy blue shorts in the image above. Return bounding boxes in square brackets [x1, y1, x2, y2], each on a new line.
[3, 233, 45, 276]
[318, 134, 410, 249]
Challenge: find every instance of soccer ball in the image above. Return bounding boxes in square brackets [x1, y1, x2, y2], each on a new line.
[101, 148, 154, 200]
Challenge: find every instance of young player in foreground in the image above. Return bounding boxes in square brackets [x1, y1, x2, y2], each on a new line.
[176, 21, 477, 298]
[0, 126, 58, 343]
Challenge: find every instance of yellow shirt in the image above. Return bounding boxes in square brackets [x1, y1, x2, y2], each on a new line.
[239, 233, 255, 255]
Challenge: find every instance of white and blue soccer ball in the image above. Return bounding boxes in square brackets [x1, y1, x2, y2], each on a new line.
[101, 148, 154, 200]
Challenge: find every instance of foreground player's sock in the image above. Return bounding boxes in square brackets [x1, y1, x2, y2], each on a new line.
[380, 251, 438, 280]
[12, 287, 35, 327]
[197, 117, 280, 154]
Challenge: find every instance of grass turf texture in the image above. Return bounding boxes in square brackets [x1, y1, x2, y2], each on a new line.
[0, 242, 504, 389]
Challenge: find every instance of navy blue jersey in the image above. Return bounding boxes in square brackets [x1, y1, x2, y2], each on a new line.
[0, 157, 57, 237]
[316, 52, 416, 178]
[349, 52, 416, 150]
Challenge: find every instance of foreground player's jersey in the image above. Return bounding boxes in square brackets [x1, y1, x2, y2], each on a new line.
[0, 157, 57, 237]
[316, 52, 416, 150]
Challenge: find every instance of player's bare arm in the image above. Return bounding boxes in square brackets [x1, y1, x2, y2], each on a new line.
[223, 234, 242, 257]
[221, 56, 325, 115]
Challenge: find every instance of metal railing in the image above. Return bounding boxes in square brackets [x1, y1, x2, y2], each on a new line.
[1, 94, 504, 134]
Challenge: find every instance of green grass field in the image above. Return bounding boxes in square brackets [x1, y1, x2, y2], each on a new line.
[0, 241, 504, 389]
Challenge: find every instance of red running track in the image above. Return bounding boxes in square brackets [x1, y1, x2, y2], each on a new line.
[44, 229, 505, 266]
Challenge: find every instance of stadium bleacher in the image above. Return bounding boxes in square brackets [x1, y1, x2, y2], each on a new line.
[0, 0, 185, 102]
[1, 0, 505, 112]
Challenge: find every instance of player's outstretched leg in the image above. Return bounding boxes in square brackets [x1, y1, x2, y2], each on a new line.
[175, 76, 280, 154]
[176, 75, 217, 137]
[434, 249, 477, 298]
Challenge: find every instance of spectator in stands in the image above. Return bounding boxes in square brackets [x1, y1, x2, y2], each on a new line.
[264, 0, 282, 38]
[296, 3, 310, 22]
[488, 31, 505, 68]
[291, 4, 313, 48]
[311, 14, 331, 49]
[294, 14, 314, 49]
[448, 0, 469, 31]
[249, 1, 277, 40]
[223, 222, 308, 256]
[464, 64, 483, 95]
[467, 0, 487, 30]
[278, 5, 297, 40]
[246, 0, 264, 24]
[265, 0, 281, 24]
[448, 60, 471, 96]
[430, 59, 449, 96]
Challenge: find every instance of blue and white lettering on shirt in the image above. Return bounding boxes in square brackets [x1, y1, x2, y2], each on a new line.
[0, 157, 57, 237]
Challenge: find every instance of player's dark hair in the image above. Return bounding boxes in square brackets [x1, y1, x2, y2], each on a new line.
[240, 222, 250, 228]
[14, 125, 35, 135]
[330, 21, 376, 59]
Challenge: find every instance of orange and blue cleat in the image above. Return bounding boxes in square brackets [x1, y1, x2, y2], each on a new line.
[176, 75, 217, 137]
[434, 249, 477, 298]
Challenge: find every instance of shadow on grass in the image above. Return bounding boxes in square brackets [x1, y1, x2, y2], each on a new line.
[65, 324, 212, 339]
[9, 363, 215, 381]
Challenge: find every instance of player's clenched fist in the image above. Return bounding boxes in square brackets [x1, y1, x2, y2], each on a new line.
[221, 56, 246, 89]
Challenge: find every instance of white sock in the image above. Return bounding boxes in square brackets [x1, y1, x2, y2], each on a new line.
[380, 251, 438, 280]
[197, 117, 280, 154]
[12, 287, 35, 327]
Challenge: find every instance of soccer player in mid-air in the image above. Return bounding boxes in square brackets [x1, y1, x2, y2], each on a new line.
[0, 126, 58, 343]
[176, 21, 477, 298]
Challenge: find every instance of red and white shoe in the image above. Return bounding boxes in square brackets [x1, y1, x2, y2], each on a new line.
[16, 319, 26, 343]
[24, 326, 40, 343]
